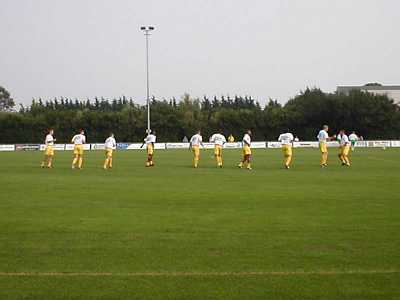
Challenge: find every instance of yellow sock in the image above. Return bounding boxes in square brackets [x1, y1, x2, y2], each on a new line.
[78, 157, 83, 168]
[47, 158, 52, 168]
[321, 153, 328, 165]
[109, 158, 113, 168]
[72, 157, 78, 167]
[104, 158, 109, 169]
[247, 163, 251, 169]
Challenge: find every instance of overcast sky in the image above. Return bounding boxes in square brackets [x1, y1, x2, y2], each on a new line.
[1, 0, 399, 106]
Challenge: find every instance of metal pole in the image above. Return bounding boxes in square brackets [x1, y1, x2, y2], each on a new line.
[145, 32, 150, 133]
[141, 26, 154, 133]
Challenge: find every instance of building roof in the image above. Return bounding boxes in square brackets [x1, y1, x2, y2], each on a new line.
[337, 85, 400, 91]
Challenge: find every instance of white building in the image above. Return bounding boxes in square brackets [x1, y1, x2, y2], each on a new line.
[337, 85, 400, 104]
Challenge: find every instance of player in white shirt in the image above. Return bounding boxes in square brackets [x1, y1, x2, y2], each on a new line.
[278, 131, 294, 169]
[335, 131, 343, 159]
[338, 129, 351, 166]
[41, 128, 56, 168]
[71, 129, 86, 169]
[141, 130, 156, 167]
[189, 130, 204, 168]
[349, 131, 359, 151]
[209, 130, 227, 168]
[317, 125, 335, 168]
[238, 130, 252, 170]
[103, 133, 116, 170]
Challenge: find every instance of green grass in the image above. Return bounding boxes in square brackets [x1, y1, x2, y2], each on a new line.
[0, 148, 399, 299]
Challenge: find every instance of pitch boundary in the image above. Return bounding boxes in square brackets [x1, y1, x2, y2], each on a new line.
[0, 270, 398, 277]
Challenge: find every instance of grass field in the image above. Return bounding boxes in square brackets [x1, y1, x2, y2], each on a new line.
[0, 148, 399, 299]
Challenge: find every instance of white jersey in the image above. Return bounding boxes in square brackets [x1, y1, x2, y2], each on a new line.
[340, 134, 350, 146]
[190, 134, 203, 146]
[105, 136, 116, 149]
[278, 133, 294, 145]
[243, 133, 251, 147]
[72, 134, 86, 145]
[144, 134, 156, 144]
[349, 133, 358, 141]
[317, 130, 329, 142]
[45, 134, 54, 146]
[210, 133, 226, 146]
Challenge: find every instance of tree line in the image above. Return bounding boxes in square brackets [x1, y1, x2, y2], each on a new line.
[0, 87, 399, 143]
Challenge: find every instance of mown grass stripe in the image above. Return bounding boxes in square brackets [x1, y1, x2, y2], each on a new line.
[0, 270, 398, 277]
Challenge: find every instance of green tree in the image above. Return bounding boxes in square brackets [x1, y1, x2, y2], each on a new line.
[0, 86, 16, 111]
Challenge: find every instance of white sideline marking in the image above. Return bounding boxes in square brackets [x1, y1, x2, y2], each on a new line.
[0, 270, 398, 277]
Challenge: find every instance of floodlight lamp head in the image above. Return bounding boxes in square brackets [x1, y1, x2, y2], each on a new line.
[140, 26, 155, 31]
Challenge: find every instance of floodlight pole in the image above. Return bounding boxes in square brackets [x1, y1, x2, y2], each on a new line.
[140, 26, 155, 133]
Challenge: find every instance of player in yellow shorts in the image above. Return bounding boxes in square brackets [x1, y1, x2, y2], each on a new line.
[210, 130, 226, 168]
[71, 129, 86, 169]
[103, 133, 116, 169]
[189, 130, 204, 168]
[238, 130, 252, 170]
[141, 130, 156, 167]
[278, 131, 294, 169]
[316, 125, 336, 168]
[41, 128, 56, 168]
[338, 129, 351, 166]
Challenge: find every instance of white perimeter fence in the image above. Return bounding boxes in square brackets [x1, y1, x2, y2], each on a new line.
[0, 140, 399, 152]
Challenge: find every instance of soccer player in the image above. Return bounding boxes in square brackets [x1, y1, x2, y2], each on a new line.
[317, 125, 335, 168]
[189, 130, 204, 168]
[338, 129, 351, 166]
[71, 129, 86, 169]
[238, 130, 252, 170]
[41, 128, 56, 168]
[210, 130, 226, 168]
[278, 130, 294, 169]
[349, 131, 359, 151]
[141, 130, 156, 167]
[335, 131, 343, 159]
[103, 133, 116, 170]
